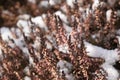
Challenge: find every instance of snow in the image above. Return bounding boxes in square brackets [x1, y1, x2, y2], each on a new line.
[0, 49, 2, 56]
[31, 16, 48, 31]
[24, 66, 30, 76]
[39, 1, 49, 8]
[117, 36, 120, 44]
[18, 14, 30, 20]
[92, 0, 100, 10]
[22, 47, 29, 55]
[32, 37, 41, 49]
[85, 41, 119, 80]
[58, 44, 69, 53]
[24, 76, 31, 80]
[17, 20, 31, 36]
[66, 0, 74, 8]
[57, 60, 73, 71]
[57, 60, 74, 80]
[45, 41, 53, 50]
[49, 0, 61, 6]
[60, 5, 67, 13]
[63, 23, 72, 33]
[0, 27, 13, 41]
[65, 74, 75, 80]
[28, 0, 36, 4]
[0, 48, 3, 60]
[29, 55, 34, 66]
[106, 9, 112, 22]
[117, 10, 120, 17]
[102, 63, 119, 80]
[55, 11, 68, 24]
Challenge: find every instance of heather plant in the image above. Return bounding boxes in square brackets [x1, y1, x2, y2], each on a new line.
[0, 0, 120, 80]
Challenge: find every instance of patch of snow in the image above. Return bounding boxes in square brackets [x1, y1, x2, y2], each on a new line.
[117, 10, 120, 17]
[29, 55, 34, 66]
[57, 60, 72, 70]
[63, 23, 72, 33]
[49, 0, 61, 6]
[57, 60, 73, 80]
[55, 11, 68, 23]
[85, 41, 119, 64]
[15, 28, 22, 37]
[28, 0, 36, 4]
[84, 41, 119, 80]
[92, 0, 100, 10]
[60, 5, 67, 13]
[0, 27, 13, 41]
[22, 47, 29, 55]
[18, 14, 30, 20]
[24, 76, 31, 80]
[31, 16, 48, 31]
[106, 9, 112, 22]
[0, 48, 3, 60]
[17, 20, 31, 36]
[65, 74, 75, 80]
[24, 66, 30, 76]
[2, 10, 13, 16]
[58, 44, 69, 53]
[41, 14, 47, 19]
[45, 41, 53, 50]
[39, 1, 49, 8]
[66, 0, 74, 8]
[117, 36, 120, 44]
[102, 63, 119, 80]
[32, 37, 41, 49]
[14, 36, 25, 48]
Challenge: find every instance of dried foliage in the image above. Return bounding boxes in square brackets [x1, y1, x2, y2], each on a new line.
[0, 0, 120, 80]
